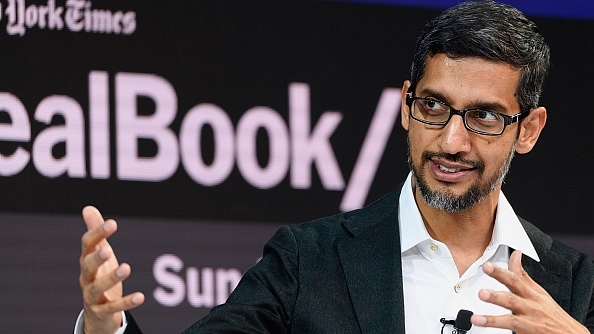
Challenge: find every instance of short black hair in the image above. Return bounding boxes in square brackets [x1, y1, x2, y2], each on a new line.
[410, 0, 550, 112]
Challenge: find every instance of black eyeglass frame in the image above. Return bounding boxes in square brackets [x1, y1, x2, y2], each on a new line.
[405, 92, 529, 136]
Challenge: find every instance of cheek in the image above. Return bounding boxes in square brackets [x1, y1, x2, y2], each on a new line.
[407, 130, 424, 154]
[409, 126, 439, 151]
[407, 129, 435, 167]
[479, 141, 515, 170]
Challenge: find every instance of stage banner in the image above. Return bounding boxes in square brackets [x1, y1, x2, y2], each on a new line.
[1, 1, 593, 332]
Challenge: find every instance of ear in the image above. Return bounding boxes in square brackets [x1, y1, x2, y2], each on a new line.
[401, 80, 412, 131]
[516, 106, 546, 154]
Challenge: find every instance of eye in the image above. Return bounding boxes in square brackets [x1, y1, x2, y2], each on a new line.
[472, 110, 500, 121]
[466, 109, 503, 132]
[420, 99, 447, 114]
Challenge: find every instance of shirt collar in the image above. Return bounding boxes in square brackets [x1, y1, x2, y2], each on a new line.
[398, 172, 539, 262]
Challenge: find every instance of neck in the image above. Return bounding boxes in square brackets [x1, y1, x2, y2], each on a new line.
[412, 180, 500, 276]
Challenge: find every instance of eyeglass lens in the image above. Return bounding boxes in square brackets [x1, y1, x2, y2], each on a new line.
[412, 99, 504, 134]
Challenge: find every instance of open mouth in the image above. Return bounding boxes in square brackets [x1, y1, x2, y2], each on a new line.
[437, 164, 463, 173]
[434, 160, 476, 173]
[420, 151, 484, 182]
[429, 159, 480, 183]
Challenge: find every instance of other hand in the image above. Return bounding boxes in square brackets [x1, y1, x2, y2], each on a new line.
[471, 250, 588, 334]
[79, 206, 145, 334]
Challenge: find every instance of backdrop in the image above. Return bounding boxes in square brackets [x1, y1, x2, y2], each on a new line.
[1, 0, 593, 332]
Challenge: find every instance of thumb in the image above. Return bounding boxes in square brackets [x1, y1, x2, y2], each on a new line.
[82, 205, 106, 230]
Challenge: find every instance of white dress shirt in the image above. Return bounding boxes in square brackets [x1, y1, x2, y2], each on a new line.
[399, 172, 539, 333]
[74, 310, 128, 334]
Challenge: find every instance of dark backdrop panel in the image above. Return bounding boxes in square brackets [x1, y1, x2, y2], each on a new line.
[0, 212, 283, 333]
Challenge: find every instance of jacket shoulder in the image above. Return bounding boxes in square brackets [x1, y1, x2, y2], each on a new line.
[520, 217, 592, 267]
[288, 184, 403, 240]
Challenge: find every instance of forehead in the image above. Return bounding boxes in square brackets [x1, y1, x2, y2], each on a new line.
[417, 54, 522, 111]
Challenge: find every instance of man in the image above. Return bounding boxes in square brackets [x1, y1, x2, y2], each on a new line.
[76, 1, 594, 333]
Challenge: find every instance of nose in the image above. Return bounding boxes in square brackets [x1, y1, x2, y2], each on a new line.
[437, 115, 471, 154]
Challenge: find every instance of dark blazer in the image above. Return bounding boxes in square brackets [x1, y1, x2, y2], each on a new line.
[127, 184, 594, 333]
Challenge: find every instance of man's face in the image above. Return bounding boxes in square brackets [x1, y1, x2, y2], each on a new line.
[402, 54, 523, 212]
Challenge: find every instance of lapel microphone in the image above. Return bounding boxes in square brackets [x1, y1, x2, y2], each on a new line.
[440, 309, 473, 334]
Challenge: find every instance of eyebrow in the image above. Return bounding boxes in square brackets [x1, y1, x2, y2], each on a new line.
[417, 88, 511, 113]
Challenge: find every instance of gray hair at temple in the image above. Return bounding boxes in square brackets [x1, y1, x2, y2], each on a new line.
[409, 0, 550, 113]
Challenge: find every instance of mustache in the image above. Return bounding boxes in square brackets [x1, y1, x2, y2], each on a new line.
[421, 151, 485, 172]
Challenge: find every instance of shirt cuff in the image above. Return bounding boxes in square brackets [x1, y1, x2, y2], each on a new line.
[73, 309, 128, 334]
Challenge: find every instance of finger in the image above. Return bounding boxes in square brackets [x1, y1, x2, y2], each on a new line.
[87, 292, 145, 315]
[81, 218, 117, 257]
[485, 251, 547, 298]
[471, 313, 527, 331]
[83, 263, 131, 304]
[81, 206, 117, 255]
[482, 258, 525, 296]
[82, 206, 106, 230]
[508, 250, 524, 276]
[508, 250, 548, 295]
[80, 245, 114, 284]
[478, 289, 527, 313]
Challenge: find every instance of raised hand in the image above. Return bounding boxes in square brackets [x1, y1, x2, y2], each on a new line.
[79, 206, 145, 334]
[471, 250, 588, 334]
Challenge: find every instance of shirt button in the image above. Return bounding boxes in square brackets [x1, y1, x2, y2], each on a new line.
[454, 283, 462, 293]
[429, 243, 438, 251]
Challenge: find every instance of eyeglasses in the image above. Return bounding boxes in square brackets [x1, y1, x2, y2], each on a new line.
[405, 92, 529, 136]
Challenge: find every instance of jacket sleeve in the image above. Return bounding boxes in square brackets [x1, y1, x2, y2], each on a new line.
[572, 253, 594, 332]
[181, 225, 299, 334]
[123, 311, 143, 334]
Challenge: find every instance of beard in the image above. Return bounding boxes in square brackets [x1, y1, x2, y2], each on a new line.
[407, 137, 517, 213]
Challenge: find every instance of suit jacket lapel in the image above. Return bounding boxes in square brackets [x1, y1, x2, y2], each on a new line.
[337, 187, 406, 334]
[519, 219, 572, 312]
[523, 256, 569, 310]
